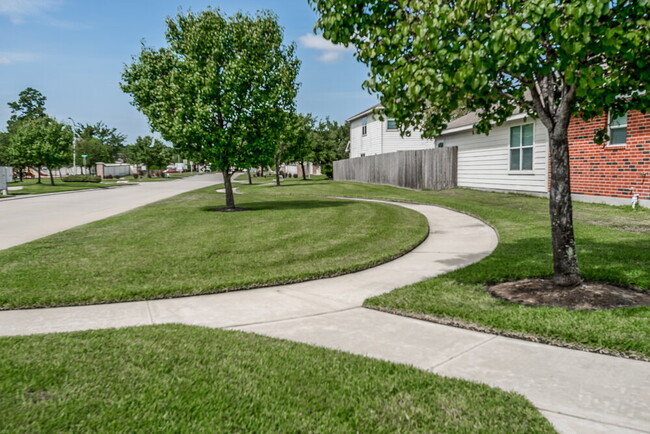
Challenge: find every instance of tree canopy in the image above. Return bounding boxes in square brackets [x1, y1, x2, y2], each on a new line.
[8, 117, 72, 185]
[74, 121, 127, 162]
[125, 136, 173, 176]
[7, 87, 47, 132]
[122, 8, 300, 210]
[312, 0, 650, 285]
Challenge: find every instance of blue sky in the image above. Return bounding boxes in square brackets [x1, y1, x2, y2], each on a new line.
[0, 0, 378, 142]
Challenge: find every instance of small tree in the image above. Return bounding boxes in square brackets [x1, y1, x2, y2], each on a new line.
[312, 0, 650, 286]
[6, 88, 49, 180]
[125, 136, 172, 176]
[8, 117, 72, 185]
[285, 113, 317, 180]
[75, 137, 110, 170]
[122, 8, 300, 210]
[311, 118, 349, 179]
[75, 121, 127, 162]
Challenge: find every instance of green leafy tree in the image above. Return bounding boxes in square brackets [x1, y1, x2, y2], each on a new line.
[311, 118, 349, 178]
[8, 117, 73, 185]
[125, 136, 173, 177]
[0, 132, 10, 166]
[122, 8, 300, 210]
[75, 137, 110, 171]
[312, 0, 650, 286]
[74, 121, 127, 162]
[7, 87, 47, 133]
[284, 113, 317, 180]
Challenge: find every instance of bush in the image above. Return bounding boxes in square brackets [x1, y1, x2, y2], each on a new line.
[61, 175, 102, 183]
[322, 163, 334, 179]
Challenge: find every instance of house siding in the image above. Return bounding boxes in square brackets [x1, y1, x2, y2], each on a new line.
[442, 118, 549, 193]
[568, 110, 650, 202]
[349, 116, 433, 158]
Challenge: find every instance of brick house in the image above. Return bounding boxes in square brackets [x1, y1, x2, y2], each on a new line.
[568, 110, 649, 205]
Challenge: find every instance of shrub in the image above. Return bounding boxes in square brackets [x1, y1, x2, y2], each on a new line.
[322, 163, 334, 179]
[61, 175, 102, 183]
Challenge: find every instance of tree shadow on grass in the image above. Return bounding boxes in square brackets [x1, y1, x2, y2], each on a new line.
[199, 199, 354, 213]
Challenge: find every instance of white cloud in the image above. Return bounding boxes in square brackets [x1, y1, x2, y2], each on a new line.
[0, 0, 62, 24]
[299, 33, 354, 64]
[0, 52, 39, 65]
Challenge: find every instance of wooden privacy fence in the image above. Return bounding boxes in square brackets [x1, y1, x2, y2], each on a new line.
[334, 147, 458, 190]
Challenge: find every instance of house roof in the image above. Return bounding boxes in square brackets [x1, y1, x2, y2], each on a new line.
[346, 104, 529, 135]
[346, 103, 384, 123]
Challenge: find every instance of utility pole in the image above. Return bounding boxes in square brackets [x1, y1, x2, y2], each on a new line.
[68, 117, 77, 174]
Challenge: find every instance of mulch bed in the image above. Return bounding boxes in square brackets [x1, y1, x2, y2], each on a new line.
[488, 278, 650, 310]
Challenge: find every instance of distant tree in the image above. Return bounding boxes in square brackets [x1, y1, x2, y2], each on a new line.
[284, 113, 317, 180]
[311, 119, 349, 178]
[312, 0, 650, 286]
[122, 8, 300, 210]
[125, 136, 172, 177]
[74, 121, 126, 162]
[7, 88, 47, 132]
[8, 117, 72, 185]
[75, 137, 110, 171]
[0, 132, 10, 166]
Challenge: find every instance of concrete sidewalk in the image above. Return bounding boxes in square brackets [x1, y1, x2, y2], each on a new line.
[0, 199, 648, 433]
[0, 173, 223, 251]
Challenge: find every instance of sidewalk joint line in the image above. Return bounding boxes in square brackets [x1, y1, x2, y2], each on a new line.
[145, 301, 155, 325]
[224, 307, 361, 330]
[427, 335, 499, 371]
[538, 407, 649, 433]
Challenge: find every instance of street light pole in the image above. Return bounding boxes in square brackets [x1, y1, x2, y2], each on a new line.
[68, 117, 77, 174]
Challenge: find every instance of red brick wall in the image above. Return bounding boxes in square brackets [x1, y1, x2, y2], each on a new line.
[567, 111, 650, 201]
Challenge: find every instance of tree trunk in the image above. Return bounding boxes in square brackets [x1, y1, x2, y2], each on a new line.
[274, 155, 281, 186]
[48, 167, 55, 186]
[37, 167, 42, 184]
[548, 128, 581, 286]
[18, 169, 23, 182]
[300, 161, 307, 180]
[222, 169, 236, 210]
[247, 169, 252, 185]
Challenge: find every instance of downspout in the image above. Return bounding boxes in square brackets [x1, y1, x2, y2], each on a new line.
[380, 116, 384, 155]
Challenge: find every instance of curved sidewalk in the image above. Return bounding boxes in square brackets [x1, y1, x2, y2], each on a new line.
[0, 199, 648, 433]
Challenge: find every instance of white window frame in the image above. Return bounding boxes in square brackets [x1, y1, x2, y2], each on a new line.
[607, 112, 628, 147]
[509, 123, 535, 172]
[361, 117, 368, 136]
[386, 118, 398, 131]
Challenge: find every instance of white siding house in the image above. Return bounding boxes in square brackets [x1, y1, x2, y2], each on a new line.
[347, 104, 434, 158]
[439, 113, 549, 193]
[346, 105, 550, 194]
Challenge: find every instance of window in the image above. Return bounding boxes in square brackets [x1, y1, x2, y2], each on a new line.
[437, 142, 444, 148]
[361, 117, 368, 136]
[510, 124, 534, 171]
[608, 112, 627, 146]
[386, 119, 398, 130]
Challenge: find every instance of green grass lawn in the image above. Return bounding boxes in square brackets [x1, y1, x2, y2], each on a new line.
[4, 173, 204, 196]
[118, 172, 204, 182]
[0, 185, 427, 309]
[235, 179, 650, 360]
[0, 324, 553, 433]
